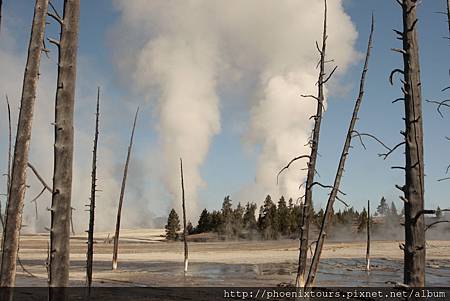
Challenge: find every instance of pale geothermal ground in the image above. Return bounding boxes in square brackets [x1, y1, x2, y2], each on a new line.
[13, 229, 450, 287]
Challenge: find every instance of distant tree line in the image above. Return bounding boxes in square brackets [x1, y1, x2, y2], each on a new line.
[165, 195, 443, 241]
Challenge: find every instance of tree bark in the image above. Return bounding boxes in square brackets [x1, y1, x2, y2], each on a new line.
[49, 0, 80, 295]
[180, 158, 189, 274]
[366, 200, 370, 272]
[401, 0, 426, 287]
[0, 0, 49, 289]
[295, 0, 328, 288]
[86, 87, 100, 295]
[306, 16, 374, 288]
[112, 107, 139, 270]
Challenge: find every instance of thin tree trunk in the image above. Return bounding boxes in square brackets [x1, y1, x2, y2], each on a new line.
[1, 96, 12, 232]
[447, 0, 450, 39]
[306, 16, 374, 288]
[0, 0, 49, 289]
[180, 158, 188, 274]
[401, 0, 426, 287]
[295, 0, 328, 288]
[112, 107, 139, 270]
[366, 200, 370, 272]
[49, 0, 80, 295]
[86, 87, 100, 295]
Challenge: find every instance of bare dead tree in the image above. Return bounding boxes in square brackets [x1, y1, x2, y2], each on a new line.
[112, 107, 139, 270]
[0, 0, 49, 289]
[366, 200, 371, 272]
[277, 0, 334, 288]
[86, 87, 100, 295]
[0, 96, 12, 231]
[180, 158, 189, 274]
[305, 16, 374, 288]
[48, 0, 80, 294]
[391, 0, 426, 287]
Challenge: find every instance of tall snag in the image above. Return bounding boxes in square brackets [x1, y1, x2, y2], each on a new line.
[306, 16, 374, 288]
[277, 0, 334, 288]
[1, 96, 12, 231]
[86, 87, 100, 294]
[49, 0, 80, 293]
[0, 0, 49, 288]
[180, 158, 189, 274]
[397, 0, 426, 286]
[366, 200, 371, 272]
[112, 107, 139, 270]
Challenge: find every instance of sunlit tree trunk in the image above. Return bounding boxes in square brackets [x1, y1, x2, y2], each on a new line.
[49, 0, 80, 297]
[0, 0, 49, 289]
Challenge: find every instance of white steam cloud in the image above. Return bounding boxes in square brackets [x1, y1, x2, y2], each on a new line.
[113, 0, 358, 213]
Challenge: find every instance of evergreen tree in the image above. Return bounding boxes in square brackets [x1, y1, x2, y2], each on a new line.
[277, 196, 290, 236]
[221, 196, 234, 238]
[165, 209, 181, 241]
[210, 210, 222, 233]
[376, 197, 389, 216]
[436, 206, 442, 219]
[233, 202, 245, 238]
[258, 195, 279, 240]
[197, 209, 212, 233]
[186, 221, 194, 235]
[243, 202, 258, 238]
[389, 202, 398, 217]
[288, 199, 302, 237]
[357, 208, 368, 233]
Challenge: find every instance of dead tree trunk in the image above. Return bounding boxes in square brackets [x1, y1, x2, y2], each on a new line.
[294, 0, 329, 288]
[180, 158, 189, 274]
[0, 0, 49, 288]
[399, 0, 426, 287]
[366, 200, 370, 272]
[306, 16, 374, 288]
[86, 87, 100, 295]
[49, 0, 80, 293]
[112, 107, 139, 270]
[446, 0, 450, 39]
[1, 96, 12, 231]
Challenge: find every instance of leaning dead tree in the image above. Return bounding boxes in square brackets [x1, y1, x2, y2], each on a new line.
[0, 0, 49, 288]
[390, 0, 426, 287]
[48, 0, 80, 293]
[180, 158, 189, 274]
[305, 16, 374, 288]
[86, 87, 100, 294]
[112, 107, 139, 270]
[366, 200, 371, 272]
[277, 0, 335, 288]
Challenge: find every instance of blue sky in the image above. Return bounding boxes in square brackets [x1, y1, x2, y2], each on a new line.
[1, 0, 449, 223]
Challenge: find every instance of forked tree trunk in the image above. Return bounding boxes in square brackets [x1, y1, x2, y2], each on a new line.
[366, 200, 370, 272]
[401, 0, 426, 287]
[180, 158, 189, 274]
[49, 0, 80, 295]
[86, 87, 100, 294]
[306, 16, 374, 288]
[0, 0, 49, 288]
[112, 107, 139, 270]
[295, 0, 328, 288]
